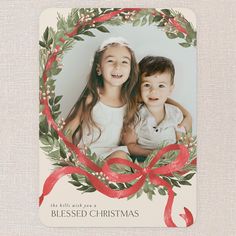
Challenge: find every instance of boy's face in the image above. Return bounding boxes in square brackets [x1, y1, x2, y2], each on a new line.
[140, 72, 174, 108]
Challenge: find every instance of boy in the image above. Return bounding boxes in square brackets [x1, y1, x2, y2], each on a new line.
[123, 56, 186, 158]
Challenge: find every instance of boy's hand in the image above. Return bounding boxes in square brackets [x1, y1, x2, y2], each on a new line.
[178, 112, 192, 132]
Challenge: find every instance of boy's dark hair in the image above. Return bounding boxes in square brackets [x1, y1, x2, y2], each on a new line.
[139, 56, 175, 84]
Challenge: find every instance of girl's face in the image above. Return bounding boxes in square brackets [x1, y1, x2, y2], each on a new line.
[140, 72, 174, 108]
[97, 45, 131, 88]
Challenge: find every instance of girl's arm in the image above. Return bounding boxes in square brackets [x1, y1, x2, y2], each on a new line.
[63, 113, 81, 143]
[166, 98, 192, 132]
[122, 127, 153, 157]
[63, 95, 92, 143]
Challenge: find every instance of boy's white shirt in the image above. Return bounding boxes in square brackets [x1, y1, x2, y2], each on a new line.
[135, 103, 184, 149]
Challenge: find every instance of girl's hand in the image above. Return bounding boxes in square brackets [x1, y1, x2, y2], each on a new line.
[178, 112, 192, 132]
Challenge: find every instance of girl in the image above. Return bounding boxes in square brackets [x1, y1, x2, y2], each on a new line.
[63, 37, 191, 161]
[63, 37, 139, 160]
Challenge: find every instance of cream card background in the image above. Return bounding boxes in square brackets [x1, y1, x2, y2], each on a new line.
[0, 0, 236, 235]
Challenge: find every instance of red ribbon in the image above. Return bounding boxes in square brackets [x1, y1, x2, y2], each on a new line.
[168, 18, 187, 35]
[39, 8, 194, 227]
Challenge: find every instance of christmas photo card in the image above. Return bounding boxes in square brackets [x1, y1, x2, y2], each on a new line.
[39, 8, 197, 227]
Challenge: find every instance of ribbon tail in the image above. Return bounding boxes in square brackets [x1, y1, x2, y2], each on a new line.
[164, 189, 194, 227]
[179, 207, 194, 227]
[164, 189, 176, 227]
[39, 167, 82, 206]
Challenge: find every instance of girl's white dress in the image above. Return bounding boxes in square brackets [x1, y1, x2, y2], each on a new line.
[135, 104, 184, 149]
[78, 101, 129, 159]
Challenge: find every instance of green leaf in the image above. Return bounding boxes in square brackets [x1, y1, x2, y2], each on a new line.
[82, 31, 95, 37]
[39, 117, 48, 134]
[161, 9, 171, 16]
[71, 174, 79, 181]
[157, 21, 165, 27]
[39, 134, 49, 145]
[186, 35, 192, 43]
[73, 36, 84, 41]
[153, 15, 163, 22]
[67, 17, 74, 28]
[143, 183, 149, 193]
[51, 68, 62, 76]
[177, 32, 185, 38]
[109, 183, 117, 189]
[136, 188, 143, 198]
[147, 191, 154, 200]
[148, 14, 154, 24]
[39, 104, 45, 113]
[51, 127, 59, 139]
[166, 32, 178, 39]
[183, 173, 195, 180]
[162, 176, 171, 184]
[83, 187, 96, 193]
[47, 38, 53, 46]
[49, 97, 54, 106]
[133, 19, 140, 26]
[56, 162, 69, 166]
[47, 135, 54, 145]
[53, 112, 61, 120]
[43, 27, 49, 42]
[179, 42, 191, 48]
[173, 172, 185, 181]
[78, 185, 89, 191]
[170, 179, 180, 187]
[68, 180, 82, 187]
[179, 180, 191, 186]
[181, 164, 196, 172]
[117, 183, 125, 189]
[141, 16, 147, 26]
[54, 95, 63, 104]
[185, 22, 195, 39]
[127, 193, 135, 200]
[79, 8, 85, 16]
[59, 143, 67, 159]
[52, 104, 60, 112]
[41, 146, 53, 153]
[96, 26, 109, 33]
[48, 150, 60, 159]
[158, 188, 166, 195]
[46, 78, 55, 86]
[39, 41, 46, 48]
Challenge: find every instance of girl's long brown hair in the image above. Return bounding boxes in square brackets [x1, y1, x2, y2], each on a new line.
[64, 42, 139, 145]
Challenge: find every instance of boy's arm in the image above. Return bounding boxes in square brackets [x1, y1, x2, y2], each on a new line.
[122, 127, 153, 157]
[166, 98, 192, 132]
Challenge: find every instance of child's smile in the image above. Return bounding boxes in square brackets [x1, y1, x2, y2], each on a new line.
[141, 72, 174, 108]
[111, 73, 123, 79]
[148, 97, 159, 101]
